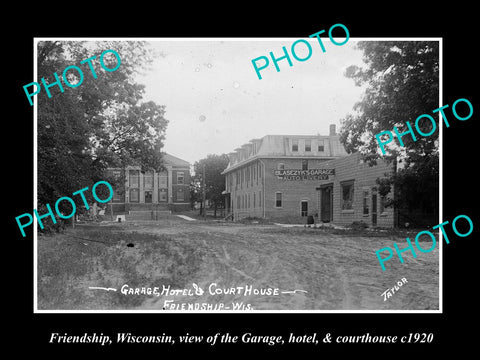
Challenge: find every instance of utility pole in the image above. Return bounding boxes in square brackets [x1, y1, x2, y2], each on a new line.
[202, 163, 206, 221]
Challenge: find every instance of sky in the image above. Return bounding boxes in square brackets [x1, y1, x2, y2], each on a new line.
[136, 38, 367, 165]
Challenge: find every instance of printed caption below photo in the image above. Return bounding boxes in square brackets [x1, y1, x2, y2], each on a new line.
[49, 332, 434, 346]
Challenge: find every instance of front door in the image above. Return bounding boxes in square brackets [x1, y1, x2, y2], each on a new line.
[145, 190, 152, 203]
[321, 185, 333, 222]
[301, 201, 308, 217]
[371, 188, 377, 226]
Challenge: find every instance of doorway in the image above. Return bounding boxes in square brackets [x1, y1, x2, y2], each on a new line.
[145, 190, 152, 203]
[320, 185, 333, 222]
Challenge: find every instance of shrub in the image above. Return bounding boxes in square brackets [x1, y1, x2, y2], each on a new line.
[349, 221, 368, 230]
[36, 203, 66, 235]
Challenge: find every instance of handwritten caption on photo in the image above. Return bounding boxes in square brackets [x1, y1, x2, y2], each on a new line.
[381, 277, 407, 301]
[89, 282, 308, 311]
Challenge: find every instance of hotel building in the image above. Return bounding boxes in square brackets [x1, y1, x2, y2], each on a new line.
[222, 125, 395, 227]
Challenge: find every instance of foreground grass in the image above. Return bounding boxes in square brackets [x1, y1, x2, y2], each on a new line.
[37, 225, 205, 310]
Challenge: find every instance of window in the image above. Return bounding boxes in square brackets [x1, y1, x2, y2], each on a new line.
[237, 196, 240, 209]
[129, 188, 139, 202]
[158, 174, 167, 188]
[144, 171, 153, 188]
[301, 200, 308, 217]
[277, 163, 285, 170]
[253, 193, 256, 208]
[129, 170, 139, 188]
[176, 189, 185, 202]
[305, 139, 311, 152]
[275, 192, 282, 208]
[363, 189, 369, 215]
[158, 189, 167, 202]
[302, 159, 308, 170]
[292, 139, 298, 152]
[341, 181, 354, 211]
[318, 140, 325, 152]
[248, 193, 250, 208]
[177, 172, 185, 185]
[259, 191, 262, 207]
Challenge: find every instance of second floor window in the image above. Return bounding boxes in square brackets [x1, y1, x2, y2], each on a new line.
[292, 139, 298, 152]
[318, 140, 325, 152]
[144, 171, 153, 188]
[305, 139, 311, 152]
[129, 170, 139, 188]
[177, 172, 184, 185]
[302, 160, 308, 170]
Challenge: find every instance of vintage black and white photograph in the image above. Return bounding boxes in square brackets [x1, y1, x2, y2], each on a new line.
[33, 37, 440, 312]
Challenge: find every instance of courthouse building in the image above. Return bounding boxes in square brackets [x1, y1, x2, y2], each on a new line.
[222, 125, 395, 227]
[106, 153, 191, 216]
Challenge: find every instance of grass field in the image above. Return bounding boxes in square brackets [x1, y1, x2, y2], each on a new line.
[37, 214, 440, 311]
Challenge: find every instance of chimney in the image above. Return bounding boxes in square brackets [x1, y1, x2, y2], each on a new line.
[329, 124, 336, 136]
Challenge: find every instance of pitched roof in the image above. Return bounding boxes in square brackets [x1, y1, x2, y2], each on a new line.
[162, 152, 190, 168]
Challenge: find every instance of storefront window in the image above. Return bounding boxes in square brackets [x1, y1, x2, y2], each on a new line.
[341, 181, 354, 210]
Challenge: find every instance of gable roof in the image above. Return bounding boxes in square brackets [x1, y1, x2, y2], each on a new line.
[162, 152, 190, 168]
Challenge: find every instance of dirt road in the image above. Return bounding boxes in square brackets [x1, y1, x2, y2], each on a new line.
[37, 215, 439, 311]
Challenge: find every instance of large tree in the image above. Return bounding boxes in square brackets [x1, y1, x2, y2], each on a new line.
[37, 41, 168, 217]
[192, 154, 230, 217]
[340, 41, 439, 225]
